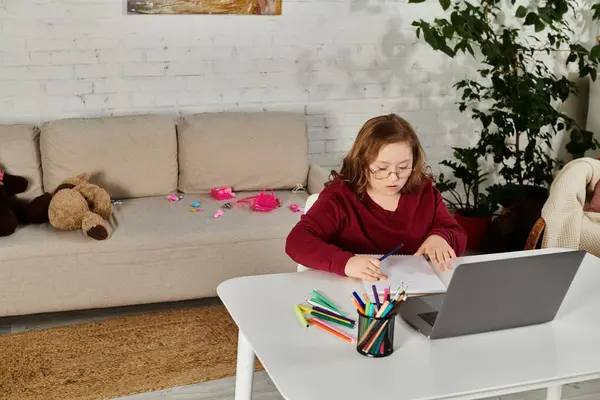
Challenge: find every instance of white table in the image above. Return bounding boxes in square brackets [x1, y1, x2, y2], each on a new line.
[217, 248, 600, 400]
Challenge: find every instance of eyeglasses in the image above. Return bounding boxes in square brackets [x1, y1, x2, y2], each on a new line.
[370, 167, 414, 180]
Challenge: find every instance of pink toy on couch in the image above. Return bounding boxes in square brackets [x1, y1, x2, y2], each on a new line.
[211, 187, 236, 200]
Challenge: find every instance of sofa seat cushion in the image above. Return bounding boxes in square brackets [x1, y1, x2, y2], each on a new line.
[2, 190, 308, 262]
[0, 190, 307, 316]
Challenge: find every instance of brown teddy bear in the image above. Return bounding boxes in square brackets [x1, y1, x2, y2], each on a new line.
[49, 173, 113, 240]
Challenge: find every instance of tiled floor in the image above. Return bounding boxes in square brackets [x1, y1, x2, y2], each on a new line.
[2, 299, 599, 400]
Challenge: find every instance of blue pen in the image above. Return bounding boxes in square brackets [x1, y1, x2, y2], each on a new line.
[379, 243, 405, 261]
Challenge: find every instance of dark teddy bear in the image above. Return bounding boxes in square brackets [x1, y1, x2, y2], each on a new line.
[0, 170, 52, 237]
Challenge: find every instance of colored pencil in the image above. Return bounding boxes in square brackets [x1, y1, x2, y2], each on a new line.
[376, 301, 389, 318]
[352, 291, 366, 309]
[306, 299, 348, 319]
[364, 320, 390, 353]
[372, 284, 381, 309]
[371, 332, 386, 355]
[352, 298, 365, 314]
[309, 295, 349, 318]
[308, 317, 354, 343]
[379, 243, 405, 261]
[310, 312, 354, 328]
[308, 308, 355, 326]
[312, 305, 355, 324]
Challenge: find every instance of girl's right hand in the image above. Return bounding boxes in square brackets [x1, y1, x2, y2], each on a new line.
[344, 256, 388, 281]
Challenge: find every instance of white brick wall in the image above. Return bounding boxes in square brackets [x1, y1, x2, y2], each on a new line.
[0, 0, 475, 169]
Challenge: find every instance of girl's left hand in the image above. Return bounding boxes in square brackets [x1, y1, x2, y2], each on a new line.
[415, 234, 457, 271]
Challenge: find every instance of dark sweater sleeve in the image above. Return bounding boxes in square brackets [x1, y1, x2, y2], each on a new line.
[285, 193, 354, 276]
[427, 186, 468, 256]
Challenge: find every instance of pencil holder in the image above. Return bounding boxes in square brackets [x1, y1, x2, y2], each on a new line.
[356, 311, 395, 358]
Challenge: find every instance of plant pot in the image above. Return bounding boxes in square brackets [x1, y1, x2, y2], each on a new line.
[481, 184, 550, 253]
[493, 184, 549, 209]
[454, 210, 492, 252]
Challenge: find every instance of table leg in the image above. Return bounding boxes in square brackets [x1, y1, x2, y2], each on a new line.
[546, 385, 562, 400]
[235, 330, 256, 400]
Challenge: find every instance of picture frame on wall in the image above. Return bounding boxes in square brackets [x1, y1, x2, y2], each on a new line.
[127, 0, 282, 15]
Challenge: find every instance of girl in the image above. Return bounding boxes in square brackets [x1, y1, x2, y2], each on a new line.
[285, 114, 467, 281]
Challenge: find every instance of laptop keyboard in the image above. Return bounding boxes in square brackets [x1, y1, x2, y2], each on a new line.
[418, 311, 439, 326]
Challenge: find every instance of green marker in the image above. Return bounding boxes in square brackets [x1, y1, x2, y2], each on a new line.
[311, 290, 348, 317]
[312, 290, 337, 310]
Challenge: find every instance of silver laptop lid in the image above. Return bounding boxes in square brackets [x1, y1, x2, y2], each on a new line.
[430, 250, 586, 339]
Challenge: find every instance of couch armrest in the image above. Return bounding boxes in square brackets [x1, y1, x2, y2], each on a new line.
[307, 164, 331, 194]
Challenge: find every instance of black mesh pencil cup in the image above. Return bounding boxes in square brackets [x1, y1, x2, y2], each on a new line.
[356, 310, 395, 358]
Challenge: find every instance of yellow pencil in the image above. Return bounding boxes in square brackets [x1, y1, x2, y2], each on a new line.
[294, 304, 309, 327]
[298, 305, 313, 314]
[309, 309, 354, 326]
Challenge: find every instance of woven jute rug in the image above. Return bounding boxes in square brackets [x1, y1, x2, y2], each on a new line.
[0, 305, 263, 400]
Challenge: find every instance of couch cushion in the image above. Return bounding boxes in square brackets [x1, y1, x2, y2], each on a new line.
[2, 190, 308, 261]
[0, 124, 43, 200]
[177, 112, 309, 193]
[0, 190, 306, 316]
[40, 115, 178, 199]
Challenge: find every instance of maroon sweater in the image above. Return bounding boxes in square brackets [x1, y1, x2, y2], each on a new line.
[285, 177, 467, 276]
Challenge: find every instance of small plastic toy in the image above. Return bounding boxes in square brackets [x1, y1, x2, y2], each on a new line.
[289, 203, 304, 213]
[190, 200, 203, 213]
[168, 193, 183, 202]
[210, 187, 236, 200]
[213, 209, 225, 219]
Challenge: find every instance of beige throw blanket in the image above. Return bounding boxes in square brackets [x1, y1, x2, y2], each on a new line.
[541, 157, 600, 256]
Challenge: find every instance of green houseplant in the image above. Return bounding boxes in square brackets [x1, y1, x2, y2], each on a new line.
[410, 0, 600, 250]
[435, 146, 499, 250]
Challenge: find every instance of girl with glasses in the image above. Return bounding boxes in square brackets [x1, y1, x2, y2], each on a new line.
[286, 114, 466, 281]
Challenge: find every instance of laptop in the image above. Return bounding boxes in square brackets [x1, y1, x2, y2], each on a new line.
[398, 250, 586, 339]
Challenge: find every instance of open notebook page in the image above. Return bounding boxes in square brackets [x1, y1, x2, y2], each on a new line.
[361, 255, 458, 301]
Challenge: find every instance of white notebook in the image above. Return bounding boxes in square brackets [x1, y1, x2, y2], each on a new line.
[361, 255, 454, 300]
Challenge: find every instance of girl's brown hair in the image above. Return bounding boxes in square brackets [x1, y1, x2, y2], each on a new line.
[329, 114, 428, 196]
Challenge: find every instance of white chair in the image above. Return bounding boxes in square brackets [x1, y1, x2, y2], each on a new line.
[297, 193, 320, 272]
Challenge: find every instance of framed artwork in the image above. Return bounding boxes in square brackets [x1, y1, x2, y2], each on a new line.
[127, 0, 282, 15]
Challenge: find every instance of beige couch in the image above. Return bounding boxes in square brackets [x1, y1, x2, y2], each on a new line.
[0, 112, 330, 317]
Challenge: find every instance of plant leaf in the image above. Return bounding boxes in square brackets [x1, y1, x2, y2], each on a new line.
[515, 6, 527, 18]
[534, 20, 545, 32]
[439, 0, 451, 10]
[590, 45, 600, 60]
[524, 12, 537, 26]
